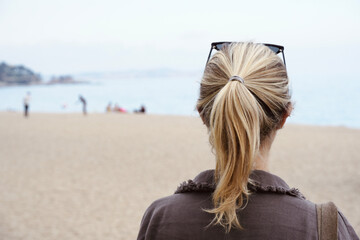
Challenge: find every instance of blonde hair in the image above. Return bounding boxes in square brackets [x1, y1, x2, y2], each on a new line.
[196, 42, 291, 232]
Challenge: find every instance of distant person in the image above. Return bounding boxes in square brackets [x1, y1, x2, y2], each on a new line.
[134, 105, 146, 114]
[79, 95, 87, 115]
[119, 107, 127, 113]
[113, 103, 120, 112]
[23, 92, 31, 117]
[137, 42, 359, 239]
[106, 102, 112, 113]
[114, 103, 127, 113]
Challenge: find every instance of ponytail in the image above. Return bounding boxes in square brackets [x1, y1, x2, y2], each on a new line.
[206, 80, 261, 231]
[197, 42, 290, 232]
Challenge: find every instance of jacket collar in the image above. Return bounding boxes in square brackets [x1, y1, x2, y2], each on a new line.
[175, 169, 305, 199]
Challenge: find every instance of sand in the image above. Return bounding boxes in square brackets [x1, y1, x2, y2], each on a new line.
[0, 112, 359, 239]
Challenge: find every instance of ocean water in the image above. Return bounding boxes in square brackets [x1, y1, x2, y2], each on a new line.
[0, 74, 200, 116]
[1, 73, 359, 128]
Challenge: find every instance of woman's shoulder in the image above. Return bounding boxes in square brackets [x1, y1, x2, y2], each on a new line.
[338, 210, 360, 240]
[142, 181, 214, 219]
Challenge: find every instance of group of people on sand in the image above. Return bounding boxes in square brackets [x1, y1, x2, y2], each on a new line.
[22, 93, 146, 117]
[106, 102, 146, 114]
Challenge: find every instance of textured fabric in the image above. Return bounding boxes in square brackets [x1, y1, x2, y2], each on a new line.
[316, 202, 338, 240]
[137, 170, 359, 240]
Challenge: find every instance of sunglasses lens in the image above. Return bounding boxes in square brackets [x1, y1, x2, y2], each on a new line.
[214, 43, 229, 51]
[266, 45, 281, 54]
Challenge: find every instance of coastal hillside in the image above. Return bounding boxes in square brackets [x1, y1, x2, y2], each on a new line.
[0, 62, 82, 87]
[0, 62, 41, 86]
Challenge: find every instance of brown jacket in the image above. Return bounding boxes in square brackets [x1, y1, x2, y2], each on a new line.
[137, 170, 359, 240]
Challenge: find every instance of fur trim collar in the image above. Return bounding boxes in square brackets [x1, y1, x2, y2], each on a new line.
[175, 170, 305, 199]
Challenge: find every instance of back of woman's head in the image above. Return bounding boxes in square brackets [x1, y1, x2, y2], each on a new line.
[196, 42, 291, 232]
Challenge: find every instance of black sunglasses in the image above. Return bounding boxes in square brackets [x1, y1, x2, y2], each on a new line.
[206, 42, 286, 66]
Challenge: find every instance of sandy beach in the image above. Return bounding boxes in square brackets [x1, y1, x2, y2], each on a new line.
[0, 112, 359, 239]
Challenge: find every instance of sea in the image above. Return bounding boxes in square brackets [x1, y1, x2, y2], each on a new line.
[1, 71, 359, 129]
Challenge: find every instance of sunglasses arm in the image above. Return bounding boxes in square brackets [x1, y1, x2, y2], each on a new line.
[281, 51, 286, 67]
[205, 46, 214, 66]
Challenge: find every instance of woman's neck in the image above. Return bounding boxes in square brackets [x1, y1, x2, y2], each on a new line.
[253, 150, 270, 171]
[253, 132, 276, 172]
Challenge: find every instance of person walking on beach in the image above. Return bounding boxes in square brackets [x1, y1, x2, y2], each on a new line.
[79, 95, 87, 115]
[23, 92, 31, 117]
[137, 42, 359, 240]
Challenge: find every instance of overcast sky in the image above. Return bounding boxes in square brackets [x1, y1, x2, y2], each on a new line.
[0, 0, 359, 76]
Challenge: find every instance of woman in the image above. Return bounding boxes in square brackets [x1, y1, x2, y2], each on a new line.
[137, 42, 359, 239]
